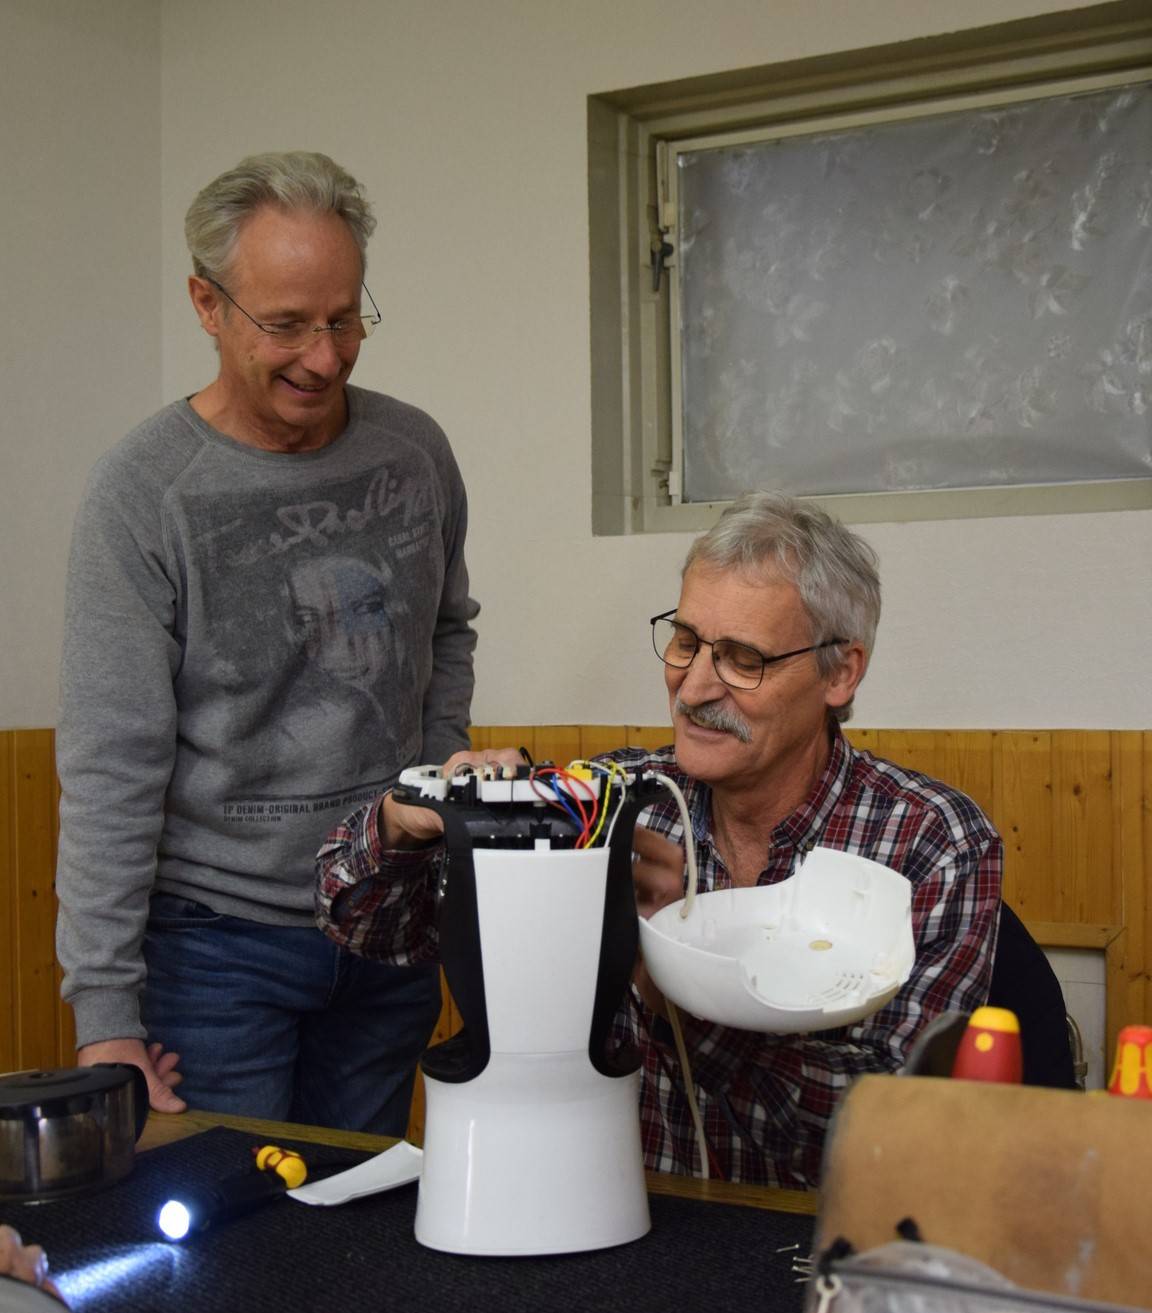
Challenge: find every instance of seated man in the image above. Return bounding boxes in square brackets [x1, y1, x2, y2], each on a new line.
[315, 491, 1001, 1188]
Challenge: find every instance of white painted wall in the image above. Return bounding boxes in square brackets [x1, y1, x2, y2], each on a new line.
[0, 0, 161, 728]
[1047, 948, 1105, 1089]
[4, 0, 1148, 733]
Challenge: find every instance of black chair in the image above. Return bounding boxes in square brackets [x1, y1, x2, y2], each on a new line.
[987, 902, 1078, 1089]
[903, 903, 1079, 1088]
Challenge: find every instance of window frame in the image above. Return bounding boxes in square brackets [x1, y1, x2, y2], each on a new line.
[587, 3, 1152, 535]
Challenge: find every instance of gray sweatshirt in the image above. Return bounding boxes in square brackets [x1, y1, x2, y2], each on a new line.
[56, 386, 477, 1047]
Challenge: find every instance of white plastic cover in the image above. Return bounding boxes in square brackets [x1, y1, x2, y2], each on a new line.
[638, 846, 915, 1033]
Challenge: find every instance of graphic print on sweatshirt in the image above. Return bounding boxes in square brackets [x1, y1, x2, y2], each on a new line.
[177, 461, 443, 824]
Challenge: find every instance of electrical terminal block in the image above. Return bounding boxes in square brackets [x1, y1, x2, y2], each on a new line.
[393, 760, 642, 849]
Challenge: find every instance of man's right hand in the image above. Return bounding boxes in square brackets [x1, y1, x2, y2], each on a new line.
[77, 1037, 187, 1113]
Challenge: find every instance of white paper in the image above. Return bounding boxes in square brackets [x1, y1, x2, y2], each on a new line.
[287, 1140, 423, 1207]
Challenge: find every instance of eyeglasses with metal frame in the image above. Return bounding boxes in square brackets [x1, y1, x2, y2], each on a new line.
[649, 610, 846, 691]
[204, 277, 382, 350]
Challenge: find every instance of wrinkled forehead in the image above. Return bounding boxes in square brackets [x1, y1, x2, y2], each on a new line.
[677, 560, 812, 636]
[226, 205, 365, 294]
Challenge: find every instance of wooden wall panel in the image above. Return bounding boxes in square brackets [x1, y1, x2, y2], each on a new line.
[1, 729, 70, 1073]
[533, 726, 584, 767]
[1, 735, 16, 1074]
[579, 725, 631, 758]
[1052, 731, 1117, 926]
[871, 730, 947, 783]
[940, 731, 996, 820]
[1144, 733, 1152, 1034]
[626, 726, 674, 752]
[994, 731, 1055, 919]
[4, 728, 1150, 1093]
[16, 731, 63, 1070]
[1111, 732, 1149, 1048]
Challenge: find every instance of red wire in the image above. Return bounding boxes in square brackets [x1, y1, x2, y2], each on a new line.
[530, 767, 598, 846]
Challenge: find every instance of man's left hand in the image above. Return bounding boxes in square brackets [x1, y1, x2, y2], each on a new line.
[631, 825, 687, 918]
[630, 826, 689, 1019]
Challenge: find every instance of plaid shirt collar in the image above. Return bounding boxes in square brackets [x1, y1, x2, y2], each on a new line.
[682, 723, 854, 863]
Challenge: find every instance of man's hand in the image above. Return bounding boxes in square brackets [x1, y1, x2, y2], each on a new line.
[632, 825, 688, 919]
[0, 1225, 65, 1303]
[379, 748, 525, 849]
[630, 826, 688, 1020]
[77, 1038, 186, 1114]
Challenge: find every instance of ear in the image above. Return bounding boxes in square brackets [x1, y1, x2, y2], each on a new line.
[823, 641, 868, 713]
[188, 275, 224, 339]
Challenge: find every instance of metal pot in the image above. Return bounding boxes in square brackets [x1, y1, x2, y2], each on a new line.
[0, 1065, 148, 1203]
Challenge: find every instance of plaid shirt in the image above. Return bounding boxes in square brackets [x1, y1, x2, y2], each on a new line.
[315, 729, 1001, 1189]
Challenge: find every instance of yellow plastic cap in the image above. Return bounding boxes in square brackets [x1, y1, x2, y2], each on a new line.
[968, 1006, 1020, 1034]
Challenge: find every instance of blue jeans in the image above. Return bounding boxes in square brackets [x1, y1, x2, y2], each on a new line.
[141, 893, 441, 1136]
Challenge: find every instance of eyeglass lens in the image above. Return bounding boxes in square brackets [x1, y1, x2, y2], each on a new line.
[651, 617, 765, 690]
[267, 319, 375, 350]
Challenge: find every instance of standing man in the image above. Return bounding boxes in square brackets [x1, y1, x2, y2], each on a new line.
[56, 152, 477, 1132]
[316, 492, 1001, 1183]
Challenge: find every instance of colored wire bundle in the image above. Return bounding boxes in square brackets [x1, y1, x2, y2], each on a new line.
[524, 760, 629, 848]
[528, 767, 600, 846]
[567, 759, 629, 847]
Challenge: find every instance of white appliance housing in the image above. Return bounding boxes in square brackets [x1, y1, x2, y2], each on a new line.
[415, 846, 650, 1256]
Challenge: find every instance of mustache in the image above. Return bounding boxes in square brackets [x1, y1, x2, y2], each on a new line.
[674, 697, 753, 744]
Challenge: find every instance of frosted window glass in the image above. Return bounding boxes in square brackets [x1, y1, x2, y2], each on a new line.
[677, 83, 1152, 502]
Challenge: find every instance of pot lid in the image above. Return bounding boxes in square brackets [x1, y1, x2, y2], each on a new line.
[0, 1064, 139, 1118]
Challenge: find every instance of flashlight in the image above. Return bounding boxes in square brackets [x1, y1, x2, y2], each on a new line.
[157, 1169, 289, 1241]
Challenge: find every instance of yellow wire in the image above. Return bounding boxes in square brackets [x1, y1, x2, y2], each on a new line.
[568, 758, 627, 848]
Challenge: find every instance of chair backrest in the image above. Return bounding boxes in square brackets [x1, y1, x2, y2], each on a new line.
[987, 902, 1078, 1089]
[901, 905, 1079, 1088]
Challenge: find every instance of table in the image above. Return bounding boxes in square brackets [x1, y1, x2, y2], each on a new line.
[4, 1112, 819, 1313]
[140, 1108, 820, 1216]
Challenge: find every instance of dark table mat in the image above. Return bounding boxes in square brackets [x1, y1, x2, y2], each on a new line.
[1, 1128, 815, 1312]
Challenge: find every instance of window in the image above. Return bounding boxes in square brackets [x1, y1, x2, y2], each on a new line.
[589, 4, 1152, 533]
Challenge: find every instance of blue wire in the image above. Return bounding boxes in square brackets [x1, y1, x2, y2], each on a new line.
[545, 774, 585, 832]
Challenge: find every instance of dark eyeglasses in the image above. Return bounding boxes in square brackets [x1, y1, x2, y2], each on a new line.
[650, 610, 845, 690]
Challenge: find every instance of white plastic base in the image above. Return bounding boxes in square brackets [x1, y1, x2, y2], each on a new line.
[415, 1054, 650, 1256]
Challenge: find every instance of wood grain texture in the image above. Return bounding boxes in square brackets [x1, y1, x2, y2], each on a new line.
[5, 727, 1149, 1102]
[4, 729, 65, 1072]
[1109, 731, 1149, 1060]
[1052, 731, 1115, 925]
[0, 735, 16, 1074]
[994, 730, 1054, 918]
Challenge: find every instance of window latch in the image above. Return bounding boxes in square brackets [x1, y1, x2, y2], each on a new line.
[651, 237, 675, 293]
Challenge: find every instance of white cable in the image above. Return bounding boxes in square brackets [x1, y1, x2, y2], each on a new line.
[601, 767, 636, 845]
[640, 771, 709, 1177]
[666, 1000, 709, 1180]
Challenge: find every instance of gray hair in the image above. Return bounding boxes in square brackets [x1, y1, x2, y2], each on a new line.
[184, 151, 376, 282]
[684, 491, 880, 722]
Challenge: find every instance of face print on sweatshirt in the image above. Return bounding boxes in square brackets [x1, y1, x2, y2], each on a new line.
[176, 462, 443, 786]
